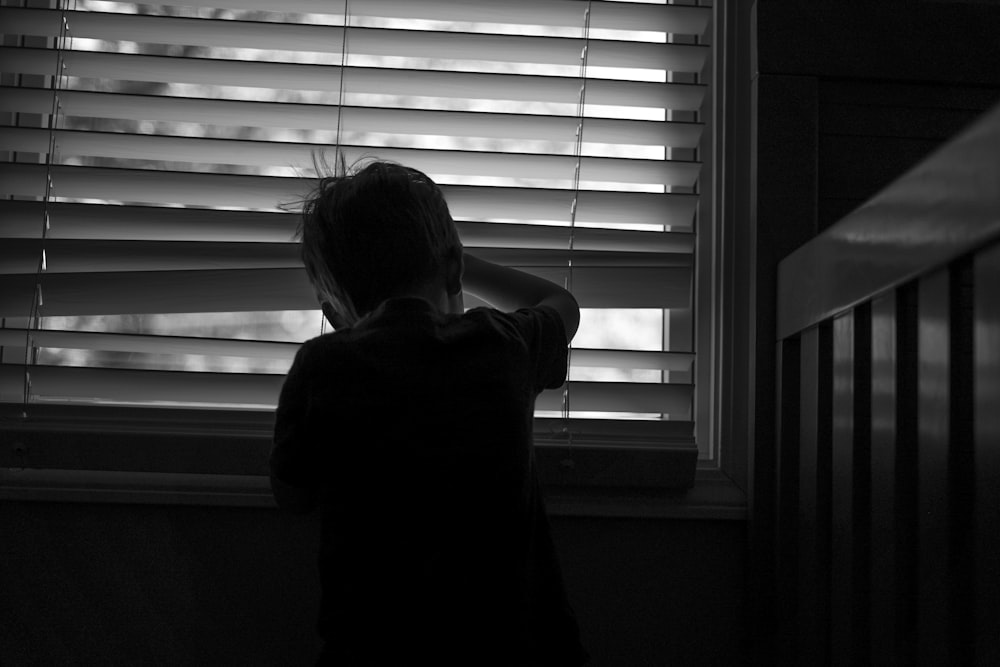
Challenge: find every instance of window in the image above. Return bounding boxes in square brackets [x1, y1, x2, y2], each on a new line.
[1, 0, 747, 509]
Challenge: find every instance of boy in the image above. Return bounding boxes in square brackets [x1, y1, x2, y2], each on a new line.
[270, 160, 589, 666]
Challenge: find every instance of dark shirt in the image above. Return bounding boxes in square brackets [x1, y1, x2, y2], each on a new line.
[271, 298, 588, 666]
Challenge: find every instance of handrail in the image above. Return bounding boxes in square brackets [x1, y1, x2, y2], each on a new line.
[777, 101, 1000, 340]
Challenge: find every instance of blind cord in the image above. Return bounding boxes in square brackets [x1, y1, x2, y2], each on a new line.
[321, 0, 351, 338]
[23, 0, 72, 413]
[561, 0, 593, 459]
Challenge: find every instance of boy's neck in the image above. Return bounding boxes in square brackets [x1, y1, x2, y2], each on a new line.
[387, 281, 453, 316]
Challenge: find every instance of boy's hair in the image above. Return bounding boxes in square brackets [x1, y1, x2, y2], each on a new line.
[298, 158, 462, 322]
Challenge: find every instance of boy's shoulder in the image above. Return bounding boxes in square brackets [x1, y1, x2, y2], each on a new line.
[295, 302, 565, 360]
[283, 303, 568, 405]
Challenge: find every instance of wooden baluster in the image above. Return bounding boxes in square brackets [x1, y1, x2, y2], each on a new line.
[831, 305, 872, 665]
[831, 311, 855, 667]
[916, 270, 951, 667]
[974, 244, 1000, 665]
[853, 303, 873, 664]
[869, 293, 898, 666]
[798, 323, 833, 665]
[894, 283, 920, 666]
[949, 257, 975, 665]
[776, 334, 801, 665]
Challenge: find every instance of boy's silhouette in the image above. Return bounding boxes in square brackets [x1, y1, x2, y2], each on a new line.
[270, 161, 588, 666]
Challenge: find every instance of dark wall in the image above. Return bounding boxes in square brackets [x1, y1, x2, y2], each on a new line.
[0, 501, 746, 667]
[757, 0, 1000, 235]
[817, 80, 1000, 229]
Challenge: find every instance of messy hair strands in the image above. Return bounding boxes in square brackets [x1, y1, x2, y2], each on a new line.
[299, 152, 358, 330]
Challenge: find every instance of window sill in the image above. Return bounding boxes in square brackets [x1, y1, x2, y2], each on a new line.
[546, 467, 747, 520]
[0, 466, 746, 520]
[0, 404, 744, 519]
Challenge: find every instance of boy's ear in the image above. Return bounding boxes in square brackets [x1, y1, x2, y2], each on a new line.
[321, 301, 350, 330]
[445, 250, 464, 296]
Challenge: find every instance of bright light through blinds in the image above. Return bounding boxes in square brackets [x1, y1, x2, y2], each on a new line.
[0, 0, 709, 435]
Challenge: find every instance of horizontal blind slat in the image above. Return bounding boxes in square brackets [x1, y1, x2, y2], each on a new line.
[3, 127, 700, 187]
[0, 87, 704, 146]
[3, 7, 708, 72]
[533, 416, 694, 445]
[2, 239, 690, 274]
[162, 0, 712, 34]
[0, 201, 696, 250]
[537, 381, 692, 415]
[0, 363, 285, 409]
[0, 328, 299, 360]
[0, 265, 690, 317]
[0, 47, 706, 110]
[0, 200, 301, 242]
[0, 364, 692, 416]
[0, 164, 698, 228]
[572, 348, 693, 371]
[0, 328, 694, 371]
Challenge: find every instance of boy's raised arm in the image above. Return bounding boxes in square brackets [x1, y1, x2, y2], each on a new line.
[461, 253, 580, 342]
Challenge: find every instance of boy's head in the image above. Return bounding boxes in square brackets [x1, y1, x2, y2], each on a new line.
[298, 159, 463, 325]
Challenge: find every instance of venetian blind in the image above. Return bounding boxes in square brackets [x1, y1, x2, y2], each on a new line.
[0, 0, 710, 447]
